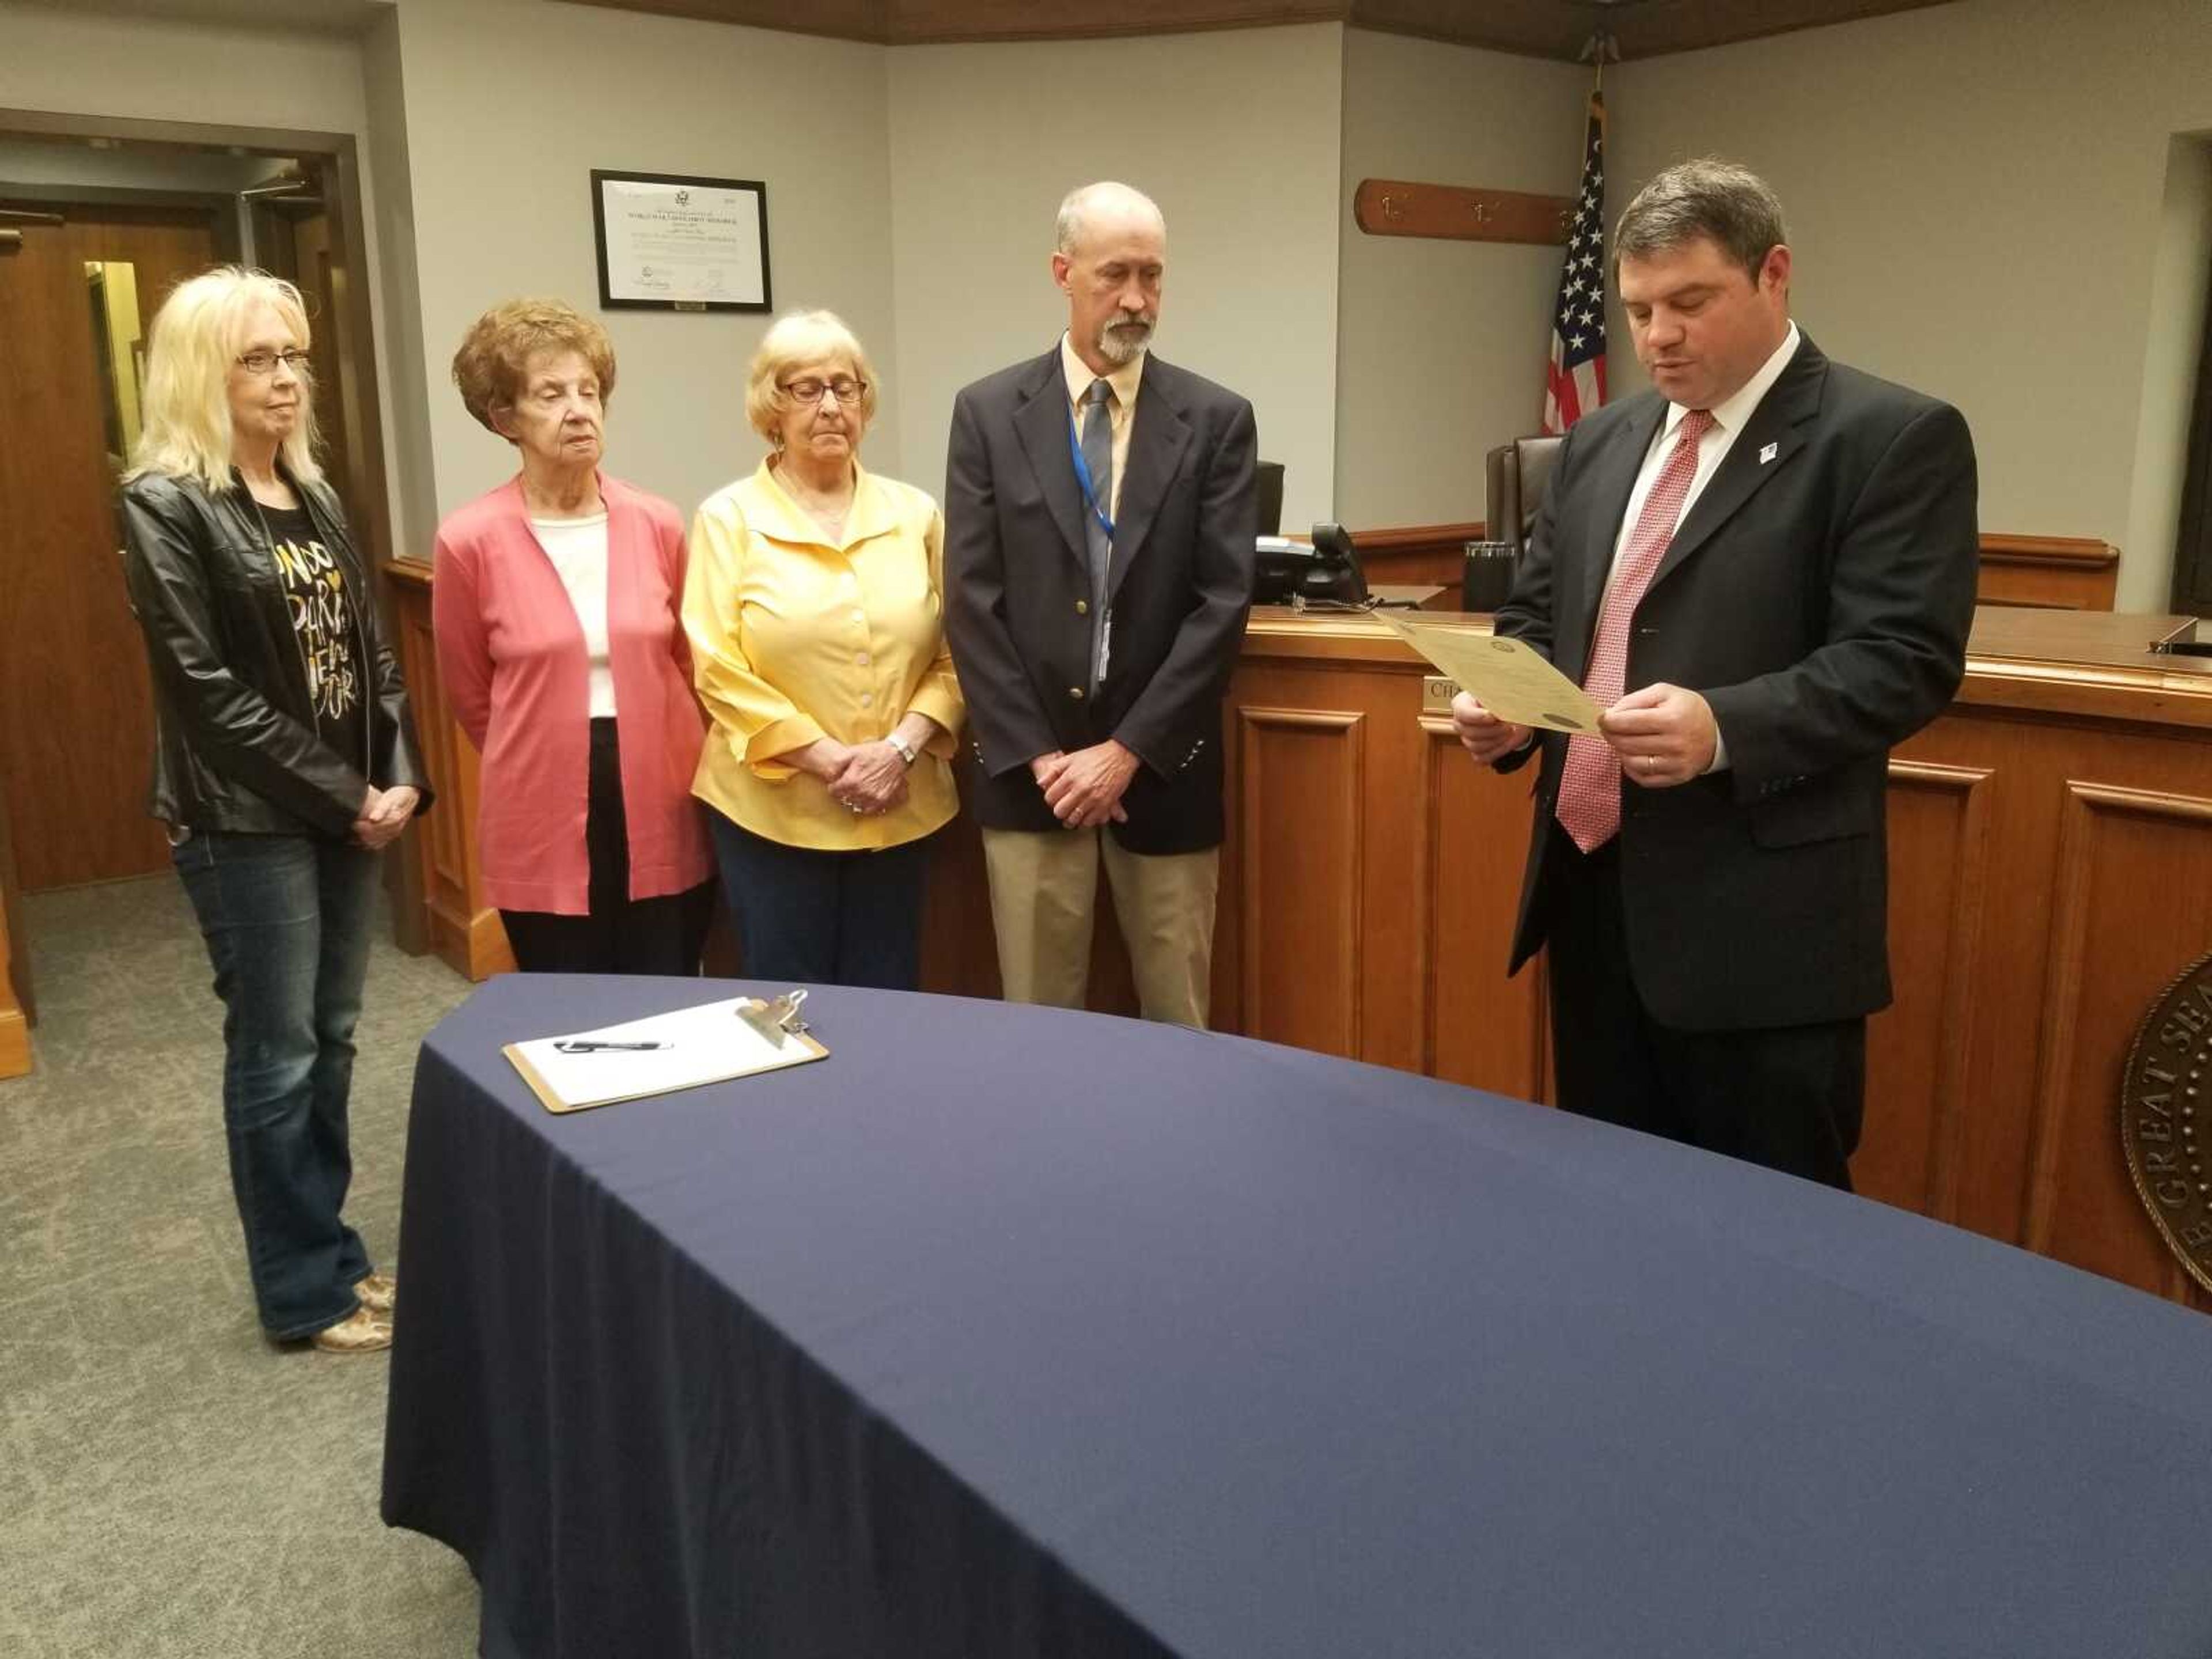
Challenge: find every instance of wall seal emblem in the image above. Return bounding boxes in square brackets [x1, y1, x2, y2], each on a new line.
[2121, 950, 2212, 1294]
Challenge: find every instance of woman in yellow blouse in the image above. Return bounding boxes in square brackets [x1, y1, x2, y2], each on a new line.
[685, 311, 963, 989]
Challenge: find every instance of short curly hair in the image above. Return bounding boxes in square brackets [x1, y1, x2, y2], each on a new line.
[451, 298, 617, 438]
[745, 310, 879, 445]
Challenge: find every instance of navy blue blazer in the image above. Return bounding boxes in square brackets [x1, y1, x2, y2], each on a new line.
[943, 347, 1257, 853]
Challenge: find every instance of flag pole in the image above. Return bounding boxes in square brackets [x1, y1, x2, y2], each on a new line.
[1542, 35, 1616, 434]
[1579, 28, 1619, 97]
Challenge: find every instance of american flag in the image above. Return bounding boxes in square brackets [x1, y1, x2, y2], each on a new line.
[1543, 93, 1607, 433]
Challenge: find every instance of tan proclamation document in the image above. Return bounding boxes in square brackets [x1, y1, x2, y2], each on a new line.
[1382, 614, 1602, 736]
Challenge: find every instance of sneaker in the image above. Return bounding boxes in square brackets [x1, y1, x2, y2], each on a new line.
[353, 1271, 396, 1316]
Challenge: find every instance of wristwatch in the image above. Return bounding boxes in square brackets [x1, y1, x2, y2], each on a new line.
[884, 732, 918, 767]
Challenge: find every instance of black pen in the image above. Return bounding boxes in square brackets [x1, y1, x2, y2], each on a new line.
[552, 1039, 672, 1054]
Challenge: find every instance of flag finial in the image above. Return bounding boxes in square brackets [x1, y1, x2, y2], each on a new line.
[1578, 29, 1620, 93]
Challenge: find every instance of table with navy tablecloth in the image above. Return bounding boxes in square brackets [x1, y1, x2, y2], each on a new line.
[381, 973, 2212, 1659]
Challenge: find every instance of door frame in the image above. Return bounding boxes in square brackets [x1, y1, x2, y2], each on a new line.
[0, 108, 397, 582]
[0, 180, 244, 263]
[2170, 251, 2212, 615]
[0, 108, 427, 993]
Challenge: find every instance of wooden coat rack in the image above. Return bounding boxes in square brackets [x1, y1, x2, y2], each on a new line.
[1353, 180, 1574, 247]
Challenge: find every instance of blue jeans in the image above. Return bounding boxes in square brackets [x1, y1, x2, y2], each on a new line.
[172, 830, 379, 1339]
[709, 813, 931, 990]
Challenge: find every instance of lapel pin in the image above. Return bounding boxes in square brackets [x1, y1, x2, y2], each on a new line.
[1758, 442, 1779, 465]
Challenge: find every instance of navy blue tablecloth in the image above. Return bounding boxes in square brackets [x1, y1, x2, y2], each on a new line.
[383, 975, 2212, 1658]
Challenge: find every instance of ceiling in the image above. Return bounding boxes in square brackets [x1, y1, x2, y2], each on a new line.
[570, 0, 1960, 59]
[10, 0, 390, 37]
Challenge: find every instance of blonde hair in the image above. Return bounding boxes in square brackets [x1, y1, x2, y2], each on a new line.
[745, 309, 879, 445]
[129, 266, 322, 489]
[451, 298, 618, 440]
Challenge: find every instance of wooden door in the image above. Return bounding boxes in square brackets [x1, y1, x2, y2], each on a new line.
[0, 202, 217, 891]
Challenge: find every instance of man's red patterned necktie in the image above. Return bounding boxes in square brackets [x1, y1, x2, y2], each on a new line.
[1555, 407, 1715, 853]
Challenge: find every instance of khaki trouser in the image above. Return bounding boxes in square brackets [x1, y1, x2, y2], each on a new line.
[980, 827, 1219, 1028]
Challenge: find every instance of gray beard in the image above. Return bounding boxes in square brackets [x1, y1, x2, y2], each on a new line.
[1094, 320, 1154, 366]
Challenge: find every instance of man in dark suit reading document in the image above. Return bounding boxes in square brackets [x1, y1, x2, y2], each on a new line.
[945, 181, 1256, 1028]
[1453, 160, 1979, 1188]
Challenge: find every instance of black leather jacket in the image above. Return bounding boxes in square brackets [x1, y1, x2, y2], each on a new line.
[119, 467, 432, 839]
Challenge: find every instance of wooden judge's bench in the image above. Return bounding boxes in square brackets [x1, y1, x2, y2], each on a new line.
[382, 558, 2212, 1315]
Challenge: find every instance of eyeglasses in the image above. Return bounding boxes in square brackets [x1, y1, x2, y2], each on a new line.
[236, 349, 312, 377]
[779, 376, 866, 406]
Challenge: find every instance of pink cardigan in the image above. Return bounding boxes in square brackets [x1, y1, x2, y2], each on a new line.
[431, 474, 713, 914]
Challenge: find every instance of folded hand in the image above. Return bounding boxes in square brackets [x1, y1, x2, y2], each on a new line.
[831, 743, 909, 816]
[1041, 740, 1137, 828]
[353, 784, 419, 850]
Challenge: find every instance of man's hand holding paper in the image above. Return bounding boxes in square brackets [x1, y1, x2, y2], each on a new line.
[1393, 615, 1718, 786]
[1451, 679, 1721, 787]
[1450, 692, 1533, 764]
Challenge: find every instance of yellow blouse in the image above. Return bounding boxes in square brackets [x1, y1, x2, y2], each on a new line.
[684, 459, 963, 851]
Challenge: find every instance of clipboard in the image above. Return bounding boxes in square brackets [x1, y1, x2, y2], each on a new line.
[504, 993, 828, 1114]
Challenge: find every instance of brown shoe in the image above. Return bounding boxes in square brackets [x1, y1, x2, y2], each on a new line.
[309, 1305, 393, 1354]
[353, 1271, 396, 1316]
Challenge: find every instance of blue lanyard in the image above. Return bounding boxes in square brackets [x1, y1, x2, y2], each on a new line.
[1066, 403, 1115, 543]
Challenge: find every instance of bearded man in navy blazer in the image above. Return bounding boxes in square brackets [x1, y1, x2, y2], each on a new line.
[1453, 160, 1979, 1189]
[945, 181, 1256, 1028]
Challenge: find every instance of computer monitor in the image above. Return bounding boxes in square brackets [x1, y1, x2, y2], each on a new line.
[1255, 461, 1285, 537]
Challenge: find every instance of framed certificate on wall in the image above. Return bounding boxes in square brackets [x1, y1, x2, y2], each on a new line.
[591, 169, 771, 313]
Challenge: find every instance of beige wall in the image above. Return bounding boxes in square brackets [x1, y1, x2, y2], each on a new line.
[884, 24, 1344, 532]
[0, 4, 370, 133]
[1334, 29, 1586, 528]
[1605, 0, 2212, 607]
[381, 0, 898, 530]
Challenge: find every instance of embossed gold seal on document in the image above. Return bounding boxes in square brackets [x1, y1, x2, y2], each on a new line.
[2121, 952, 2212, 1294]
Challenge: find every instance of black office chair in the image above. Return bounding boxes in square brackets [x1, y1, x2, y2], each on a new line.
[1483, 434, 1566, 555]
[1255, 460, 1285, 537]
[1467, 434, 1566, 610]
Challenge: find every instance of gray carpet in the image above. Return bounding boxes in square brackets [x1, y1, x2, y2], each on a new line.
[1, 875, 483, 1657]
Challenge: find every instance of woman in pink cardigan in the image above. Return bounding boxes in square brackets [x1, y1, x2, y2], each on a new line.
[432, 300, 713, 973]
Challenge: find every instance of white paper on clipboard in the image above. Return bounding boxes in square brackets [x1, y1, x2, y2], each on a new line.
[504, 996, 825, 1113]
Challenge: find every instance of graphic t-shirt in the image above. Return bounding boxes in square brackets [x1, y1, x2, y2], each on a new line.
[260, 502, 368, 768]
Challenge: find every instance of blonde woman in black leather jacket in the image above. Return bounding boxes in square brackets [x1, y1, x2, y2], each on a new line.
[120, 267, 431, 1355]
